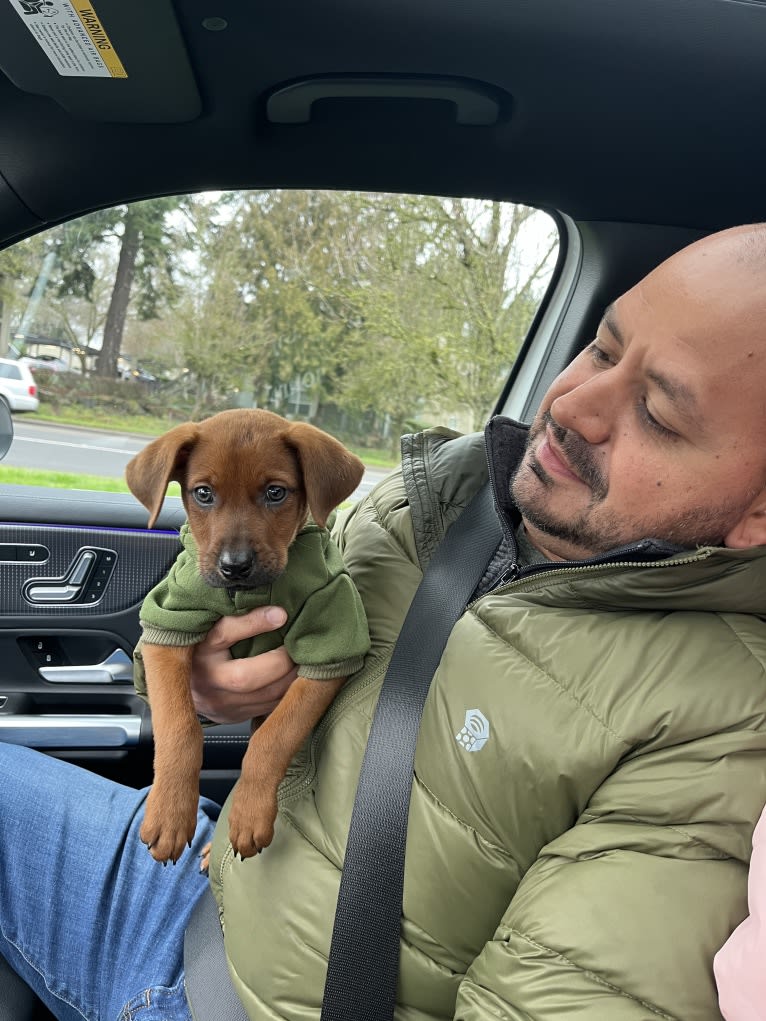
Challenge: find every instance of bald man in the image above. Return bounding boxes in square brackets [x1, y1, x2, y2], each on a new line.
[3, 224, 766, 1021]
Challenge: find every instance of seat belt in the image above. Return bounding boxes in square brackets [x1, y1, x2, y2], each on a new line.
[320, 482, 501, 1021]
[184, 482, 502, 1021]
[185, 880, 249, 1021]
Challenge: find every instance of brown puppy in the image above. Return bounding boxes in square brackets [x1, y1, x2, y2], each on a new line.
[125, 408, 366, 864]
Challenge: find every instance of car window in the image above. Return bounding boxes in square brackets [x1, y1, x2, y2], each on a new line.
[0, 362, 22, 380]
[0, 190, 558, 495]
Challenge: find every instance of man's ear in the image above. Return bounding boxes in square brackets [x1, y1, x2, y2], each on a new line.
[724, 490, 766, 548]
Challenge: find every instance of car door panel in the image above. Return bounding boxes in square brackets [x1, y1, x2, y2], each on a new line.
[0, 484, 249, 797]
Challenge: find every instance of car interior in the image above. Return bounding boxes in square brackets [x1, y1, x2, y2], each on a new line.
[1, 0, 766, 1016]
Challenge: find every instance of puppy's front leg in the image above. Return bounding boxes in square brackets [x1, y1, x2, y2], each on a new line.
[140, 644, 203, 863]
[228, 675, 346, 858]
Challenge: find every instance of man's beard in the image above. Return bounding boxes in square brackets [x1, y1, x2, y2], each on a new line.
[511, 411, 749, 555]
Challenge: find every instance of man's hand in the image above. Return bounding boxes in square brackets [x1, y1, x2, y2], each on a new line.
[190, 606, 297, 723]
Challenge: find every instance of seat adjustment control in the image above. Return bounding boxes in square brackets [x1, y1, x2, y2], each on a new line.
[25, 583, 81, 603]
[23, 547, 117, 606]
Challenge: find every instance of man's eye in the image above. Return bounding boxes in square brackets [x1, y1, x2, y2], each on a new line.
[192, 485, 215, 506]
[265, 485, 288, 505]
[589, 343, 615, 366]
[639, 400, 678, 440]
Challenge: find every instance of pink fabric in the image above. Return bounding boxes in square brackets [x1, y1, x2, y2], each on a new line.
[715, 809, 766, 1020]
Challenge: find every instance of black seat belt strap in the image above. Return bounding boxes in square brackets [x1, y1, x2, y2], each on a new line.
[321, 482, 502, 1021]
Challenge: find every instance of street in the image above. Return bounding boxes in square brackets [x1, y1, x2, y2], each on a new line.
[2, 419, 391, 502]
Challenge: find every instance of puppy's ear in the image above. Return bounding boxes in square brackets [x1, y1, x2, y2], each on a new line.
[285, 423, 364, 528]
[125, 423, 199, 528]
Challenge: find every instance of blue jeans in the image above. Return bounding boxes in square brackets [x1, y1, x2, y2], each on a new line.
[0, 742, 220, 1021]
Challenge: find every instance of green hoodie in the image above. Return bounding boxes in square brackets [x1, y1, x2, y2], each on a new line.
[134, 519, 370, 691]
[204, 419, 766, 1021]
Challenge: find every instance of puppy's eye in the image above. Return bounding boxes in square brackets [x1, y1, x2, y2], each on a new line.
[192, 485, 215, 506]
[265, 485, 288, 505]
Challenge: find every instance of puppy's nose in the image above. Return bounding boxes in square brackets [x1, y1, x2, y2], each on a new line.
[218, 550, 255, 581]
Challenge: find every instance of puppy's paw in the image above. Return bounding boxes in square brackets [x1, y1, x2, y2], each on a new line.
[227, 782, 278, 860]
[140, 787, 198, 864]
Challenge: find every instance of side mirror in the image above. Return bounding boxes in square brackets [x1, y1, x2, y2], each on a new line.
[0, 400, 13, 460]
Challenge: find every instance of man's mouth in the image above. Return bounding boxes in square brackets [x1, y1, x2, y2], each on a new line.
[535, 429, 586, 484]
[527, 412, 609, 500]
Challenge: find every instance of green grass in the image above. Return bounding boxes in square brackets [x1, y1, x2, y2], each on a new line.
[0, 466, 131, 491]
[28, 407, 179, 437]
[0, 467, 186, 494]
[347, 448, 398, 469]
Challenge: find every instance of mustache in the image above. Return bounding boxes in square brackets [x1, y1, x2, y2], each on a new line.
[538, 411, 608, 499]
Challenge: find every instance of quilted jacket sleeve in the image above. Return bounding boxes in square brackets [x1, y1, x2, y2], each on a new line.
[454, 732, 766, 1021]
[456, 851, 742, 1020]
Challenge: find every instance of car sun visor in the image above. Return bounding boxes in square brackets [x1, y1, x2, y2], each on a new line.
[0, 0, 200, 123]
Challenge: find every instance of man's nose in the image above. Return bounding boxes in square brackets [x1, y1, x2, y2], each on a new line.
[549, 374, 616, 446]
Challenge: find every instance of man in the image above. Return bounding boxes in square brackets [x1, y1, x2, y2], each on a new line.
[2, 223, 766, 1020]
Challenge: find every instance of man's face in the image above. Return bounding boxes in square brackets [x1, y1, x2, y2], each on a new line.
[512, 233, 766, 560]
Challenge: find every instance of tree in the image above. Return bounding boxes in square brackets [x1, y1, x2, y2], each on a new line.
[220, 190, 356, 414]
[194, 191, 558, 444]
[161, 197, 259, 417]
[6, 187, 556, 441]
[332, 194, 557, 438]
[329, 194, 448, 445]
[25, 199, 186, 378]
[424, 198, 557, 428]
[0, 230, 49, 355]
[93, 198, 185, 378]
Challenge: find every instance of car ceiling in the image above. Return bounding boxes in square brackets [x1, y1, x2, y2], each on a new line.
[0, 0, 765, 247]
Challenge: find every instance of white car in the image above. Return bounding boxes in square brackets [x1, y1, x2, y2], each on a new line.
[0, 357, 39, 412]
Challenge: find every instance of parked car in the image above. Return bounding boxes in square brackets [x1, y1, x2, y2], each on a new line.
[20, 355, 79, 375]
[0, 357, 38, 412]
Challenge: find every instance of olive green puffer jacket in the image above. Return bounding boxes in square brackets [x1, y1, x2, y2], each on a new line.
[208, 419, 766, 1021]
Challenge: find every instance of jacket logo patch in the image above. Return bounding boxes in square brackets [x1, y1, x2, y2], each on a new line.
[455, 708, 490, 752]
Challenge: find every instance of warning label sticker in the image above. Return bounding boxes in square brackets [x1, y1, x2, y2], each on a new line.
[6, 0, 128, 78]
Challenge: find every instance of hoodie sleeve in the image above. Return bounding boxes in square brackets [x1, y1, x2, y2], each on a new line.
[281, 526, 370, 679]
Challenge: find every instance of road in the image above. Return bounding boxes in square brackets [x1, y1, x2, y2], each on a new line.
[3, 420, 392, 502]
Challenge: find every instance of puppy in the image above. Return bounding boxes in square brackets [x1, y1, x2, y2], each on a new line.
[125, 408, 370, 864]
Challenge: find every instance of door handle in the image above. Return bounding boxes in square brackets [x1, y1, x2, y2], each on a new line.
[39, 649, 134, 684]
[0, 714, 141, 747]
